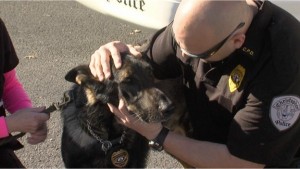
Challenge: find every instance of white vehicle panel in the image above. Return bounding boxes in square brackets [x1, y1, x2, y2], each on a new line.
[76, 0, 299, 30]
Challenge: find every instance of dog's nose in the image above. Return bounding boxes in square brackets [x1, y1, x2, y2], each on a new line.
[161, 103, 175, 116]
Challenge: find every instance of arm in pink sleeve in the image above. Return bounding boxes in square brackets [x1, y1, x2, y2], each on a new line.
[0, 69, 32, 138]
[0, 116, 9, 138]
[3, 69, 32, 114]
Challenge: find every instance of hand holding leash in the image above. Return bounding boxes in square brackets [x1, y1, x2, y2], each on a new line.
[0, 92, 71, 146]
[3, 107, 49, 145]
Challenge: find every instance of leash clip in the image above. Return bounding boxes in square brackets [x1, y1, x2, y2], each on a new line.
[43, 91, 72, 114]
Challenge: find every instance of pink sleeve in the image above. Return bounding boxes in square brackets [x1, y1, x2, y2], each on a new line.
[0, 69, 32, 138]
[0, 116, 9, 138]
[3, 69, 32, 113]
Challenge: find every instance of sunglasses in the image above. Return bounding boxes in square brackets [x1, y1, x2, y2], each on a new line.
[172, 22, 245, 59]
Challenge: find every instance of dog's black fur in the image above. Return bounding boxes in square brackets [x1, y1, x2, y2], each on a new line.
[60, 53, 175, 168]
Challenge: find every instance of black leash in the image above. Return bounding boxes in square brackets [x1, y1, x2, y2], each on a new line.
[0, 91, 71, 146]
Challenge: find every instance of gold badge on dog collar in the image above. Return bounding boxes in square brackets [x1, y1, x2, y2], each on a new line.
[111, 149, 129, 168]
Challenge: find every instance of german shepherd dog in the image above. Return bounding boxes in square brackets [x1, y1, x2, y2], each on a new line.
[60, 53, 180, 168]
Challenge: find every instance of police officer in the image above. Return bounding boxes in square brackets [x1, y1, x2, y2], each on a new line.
[89, 0, 300, 167]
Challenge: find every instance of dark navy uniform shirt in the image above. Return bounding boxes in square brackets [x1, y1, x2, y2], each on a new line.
[143, 1, 300, 167]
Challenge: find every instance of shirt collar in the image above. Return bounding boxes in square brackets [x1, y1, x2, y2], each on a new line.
[238, 1, 273, 61]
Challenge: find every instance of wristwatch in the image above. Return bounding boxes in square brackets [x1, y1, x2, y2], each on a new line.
[148, 127, 169, 151]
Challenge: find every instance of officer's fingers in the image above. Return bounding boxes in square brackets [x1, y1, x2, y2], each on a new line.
[108, 103, 127, 124]
[93, 49, 106, 81]
[110, 41, 136, 69]
[109, 46, 122, 69]
[89, 48, 103, 81]
[118, 99, 132, 123]
[99, 48, 113, 79]
[127, 44, 142, 57]
[89, 52, 97, 77]
[118, 99, 127, 112]
[108, 103, 120, 116]
[133, 45, 142, 52]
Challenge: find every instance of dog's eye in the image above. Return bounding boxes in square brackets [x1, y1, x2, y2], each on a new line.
[119, 77, 140, 103]
[123, 77, 134, 84]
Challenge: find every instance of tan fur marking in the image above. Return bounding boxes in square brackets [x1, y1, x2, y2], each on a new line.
[85, 88, 96, 105]
[76, 75, 86, 85]
[118, 68, 131, 81]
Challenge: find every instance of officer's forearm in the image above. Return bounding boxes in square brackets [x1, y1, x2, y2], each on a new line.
[163, 131, 265, 168]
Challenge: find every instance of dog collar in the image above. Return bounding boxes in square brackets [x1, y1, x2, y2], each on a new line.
[86, 120, 127, 153]
[86, 123, 130, 167]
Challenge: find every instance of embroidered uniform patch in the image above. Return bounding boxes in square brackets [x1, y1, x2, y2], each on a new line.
[228, 65, 246, 92]
[270, 96, 300, 131]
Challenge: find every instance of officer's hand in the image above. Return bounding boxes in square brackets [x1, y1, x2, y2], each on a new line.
[108, 99, 162, 140]
[89, 41, 142, 81]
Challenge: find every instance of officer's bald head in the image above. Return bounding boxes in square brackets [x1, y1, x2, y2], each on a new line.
[172, 0, 254, 60]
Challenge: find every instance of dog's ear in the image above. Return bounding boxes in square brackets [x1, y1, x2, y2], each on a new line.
[65, 65, 93, 84]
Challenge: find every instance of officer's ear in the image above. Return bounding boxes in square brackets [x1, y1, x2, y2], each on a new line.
[231, 33, 246, 49]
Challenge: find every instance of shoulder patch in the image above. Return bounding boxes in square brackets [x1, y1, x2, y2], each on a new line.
[270, 96, 300, 131]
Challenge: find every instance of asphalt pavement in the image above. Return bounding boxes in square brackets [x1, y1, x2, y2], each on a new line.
[0, 1, 182, 168]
